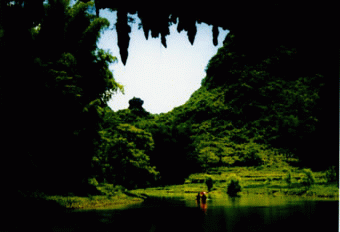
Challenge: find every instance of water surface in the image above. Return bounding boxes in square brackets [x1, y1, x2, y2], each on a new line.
[14, 196, 340, 231]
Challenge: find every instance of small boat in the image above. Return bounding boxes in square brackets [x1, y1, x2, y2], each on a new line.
[196, 192, 207, 202]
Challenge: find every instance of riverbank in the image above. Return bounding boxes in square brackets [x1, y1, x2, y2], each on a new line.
[131, 183, 339, 201]
[45, 165, 338, 210]
[45, 182, 338, 211]
[45, 192, 145, 210]
[131, 165, 339, 201]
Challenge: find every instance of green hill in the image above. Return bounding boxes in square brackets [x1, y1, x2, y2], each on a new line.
[96, 31, 336, 188]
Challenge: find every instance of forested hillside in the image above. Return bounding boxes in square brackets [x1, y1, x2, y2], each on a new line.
[88, 1, 337, 189]
[166, 31, 326, 170]
[97, 31, 337, 188]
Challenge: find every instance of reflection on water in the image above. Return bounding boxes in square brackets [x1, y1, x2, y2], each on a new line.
[9, 195, 338, 232]
[199, 196, 338, 232]
[196, 199, 208, 214]
[187, 195, 314, 209]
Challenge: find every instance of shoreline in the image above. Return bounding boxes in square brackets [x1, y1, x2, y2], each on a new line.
[45, 185, 338, 210]
[46, 166, 339, 210]
[131, 187, 339, 201]
[45, 193, 145, 210]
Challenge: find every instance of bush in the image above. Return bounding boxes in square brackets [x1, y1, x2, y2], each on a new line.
[205, 176, 214, 192]
[299, 169, 315, 189]
[113, 185, 126, 193]
[284, 171, 292, 187]
[264, 177, 272, 185]
[226, 174, 242, 197]
[325, 166, 338, 184]
[88, 178, 99, 187]
[96, 184, 126, 196]
[282, 168, 289, 173]
[234, 142, 266, 166]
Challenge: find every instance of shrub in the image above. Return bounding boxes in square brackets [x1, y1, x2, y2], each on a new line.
[205, 176, 214, 192]
[96, 183, 115, 196]
[299, 169, 315, 189]
[325, 166, 338, 184]
[113, 185, 126, 193]
[264, 177, 272, 185]
[282, 168, 289, 173]
[234, 142, 265, 166]
[284, 171, 292, 187]
[88, 178, 99, 187]
[226, 174, 242, 197]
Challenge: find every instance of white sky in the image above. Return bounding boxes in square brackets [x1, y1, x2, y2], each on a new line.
[97, 9, 229, 114]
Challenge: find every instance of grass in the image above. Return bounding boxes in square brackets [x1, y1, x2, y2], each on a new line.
[44, 184, 148, 210]
[45, 193, 144, 210]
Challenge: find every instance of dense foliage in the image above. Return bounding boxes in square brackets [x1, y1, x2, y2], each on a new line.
[202, 33, 323, 159]
[97, 100, 195, 186]
[226, 174, 242, 197]
[93, 106, 159, 189]
[1, 0, 122, 196]
[151, 31, 334, 175]
[205, 176, 214, 192]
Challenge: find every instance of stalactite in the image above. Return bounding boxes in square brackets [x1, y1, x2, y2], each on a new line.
[212, 25, 219, 46]
[116, 9, 130, 65]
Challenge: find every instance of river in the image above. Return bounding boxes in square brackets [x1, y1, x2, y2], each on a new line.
[5, 195, 339, 231]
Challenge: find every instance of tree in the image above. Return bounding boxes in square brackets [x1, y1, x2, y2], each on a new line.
[284, 171, 292, 188]
[97, 123, 159, 189]
[1, 0, 123, 195]
[226, 174, 242, 197]
[299, 169, 315, 190]
[128, 97, 150, 118]
[205, 176, 214, 192]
